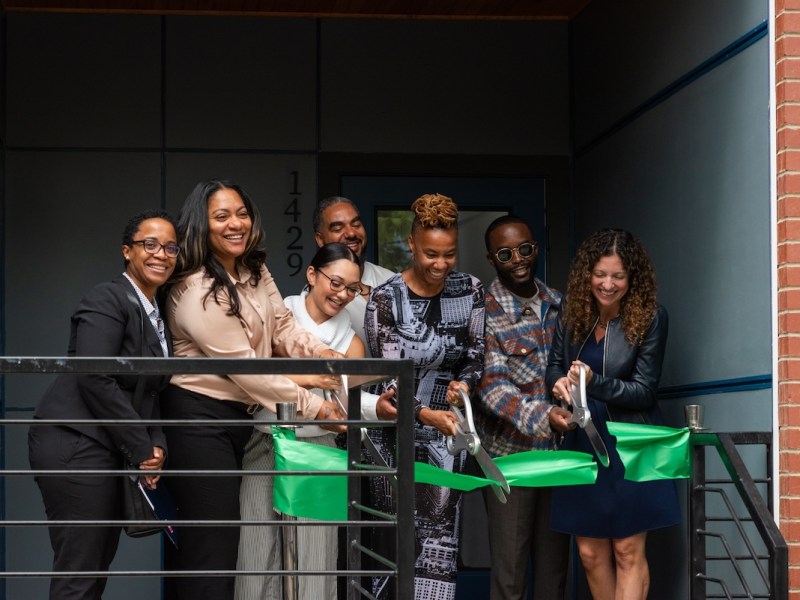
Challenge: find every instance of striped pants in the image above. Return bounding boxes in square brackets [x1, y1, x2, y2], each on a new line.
[235, 429, 338, 600]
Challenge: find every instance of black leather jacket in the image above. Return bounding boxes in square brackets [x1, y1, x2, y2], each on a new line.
[545, 304, 669, 425]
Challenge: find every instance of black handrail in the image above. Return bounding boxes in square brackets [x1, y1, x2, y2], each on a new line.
[0, 356, 416, 599]
[690, 431, 787, 600]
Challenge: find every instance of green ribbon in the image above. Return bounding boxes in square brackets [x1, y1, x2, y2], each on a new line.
[272, 426, 597, 521]
[272, 426, 348, 520]
[495, 450, 599, 487]
[607, 422, 691, 482]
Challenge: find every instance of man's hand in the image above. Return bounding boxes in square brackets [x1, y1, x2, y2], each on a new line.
[446, 381, 469, 407]
[548, 406, 576, 434]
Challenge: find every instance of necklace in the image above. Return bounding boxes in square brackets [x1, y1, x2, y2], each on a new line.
[596, 314, 617, 329]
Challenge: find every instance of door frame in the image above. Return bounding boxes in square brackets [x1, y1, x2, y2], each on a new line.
[318, 152, 572, 291]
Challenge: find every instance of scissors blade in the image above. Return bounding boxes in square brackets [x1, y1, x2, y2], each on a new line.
[324, 377, 398, 486]
[570, 364, 610, 467]
[473, 448, 510, 502]
[583, 421, 610, 467]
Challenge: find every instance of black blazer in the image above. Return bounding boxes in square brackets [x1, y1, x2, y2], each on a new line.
[34, 276, 171, 466]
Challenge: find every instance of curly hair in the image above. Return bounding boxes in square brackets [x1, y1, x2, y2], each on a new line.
[562, 228, 658, 345]
[410, 193, 458, 233]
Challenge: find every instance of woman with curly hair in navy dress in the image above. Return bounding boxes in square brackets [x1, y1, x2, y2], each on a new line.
[546, 228, 679, 600]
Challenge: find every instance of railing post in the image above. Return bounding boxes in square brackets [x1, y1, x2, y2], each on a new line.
[690, 438, 707, 600]
[395, 361, 415, 599]
[346, 383, 363, 600]
[686, 405, 706, 600]
[276, 402, 298, 600]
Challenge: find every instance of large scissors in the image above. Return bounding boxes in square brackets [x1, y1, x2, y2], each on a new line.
[446, 389, 510, 503]
[324, 375, 397, 488]
[565, 364, 610, 467]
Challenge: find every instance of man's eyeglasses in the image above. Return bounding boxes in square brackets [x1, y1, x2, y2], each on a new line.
[494, 242, 537, 264]
[131, 239, 181, 258]
[316, 268, 362, 297]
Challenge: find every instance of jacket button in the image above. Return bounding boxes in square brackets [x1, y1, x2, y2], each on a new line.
[520, 348, 527, 354]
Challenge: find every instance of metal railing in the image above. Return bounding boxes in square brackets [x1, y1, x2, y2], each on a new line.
[0, 356, 416, 599]
[689, 430, 787, 600]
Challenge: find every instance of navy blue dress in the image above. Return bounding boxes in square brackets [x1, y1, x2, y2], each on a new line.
[550, 334, 680, 538]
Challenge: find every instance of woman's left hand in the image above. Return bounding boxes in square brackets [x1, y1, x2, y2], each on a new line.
[446, 381, 469, 407]
[139, 446, 165, 489]
[286, 373, 342, 390]
[319, 349, 346, 360]
[375, 388, 398, 420]
[567, 360, 593, 386]
[418, 407, 459, 436]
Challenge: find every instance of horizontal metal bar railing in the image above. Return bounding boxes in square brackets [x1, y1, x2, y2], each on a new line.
[0, 356, 416, 599]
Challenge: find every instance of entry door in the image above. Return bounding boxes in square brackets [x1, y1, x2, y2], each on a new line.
[341, 175, 547, 287]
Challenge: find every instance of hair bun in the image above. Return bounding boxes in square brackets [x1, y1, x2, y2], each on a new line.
[411, 193, 458, 229]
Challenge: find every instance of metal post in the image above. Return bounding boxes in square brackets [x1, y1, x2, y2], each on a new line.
[346, 384, 363, 600]
[276, 403, 298, 600]
[395, 362, 416, 599]
[686, 404, 706, 600]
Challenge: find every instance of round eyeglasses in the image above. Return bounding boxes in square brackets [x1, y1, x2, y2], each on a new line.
[494, 241, 537, 264]
[131, 239, 180, 258]
[316, 268, 363, 297]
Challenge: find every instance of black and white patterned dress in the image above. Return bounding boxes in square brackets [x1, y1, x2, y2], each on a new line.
[364, 271, 485, 600]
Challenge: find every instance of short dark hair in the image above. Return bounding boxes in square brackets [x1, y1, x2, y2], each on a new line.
[312, 196, 358, 234]
[483, 214, 533, 251]
[122, 209, 176, 246]
[121, 209, 176, 268]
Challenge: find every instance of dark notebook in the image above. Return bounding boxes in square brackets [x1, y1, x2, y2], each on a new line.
[136, 478, 179, 548]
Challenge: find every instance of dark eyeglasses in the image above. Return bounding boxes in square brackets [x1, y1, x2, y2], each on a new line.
[130, 239, 180, 258]
[316, 269, 362, 297]
[494, 242, 537, 263]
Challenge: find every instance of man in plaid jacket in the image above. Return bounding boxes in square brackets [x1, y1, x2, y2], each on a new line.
[475, 215, 573, 600]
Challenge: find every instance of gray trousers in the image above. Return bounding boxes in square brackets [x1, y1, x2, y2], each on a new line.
[235, 429, 338, 600]
[485, 486, 569, 600]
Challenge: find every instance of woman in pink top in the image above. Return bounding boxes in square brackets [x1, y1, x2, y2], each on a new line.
[161, 180, 345, 600]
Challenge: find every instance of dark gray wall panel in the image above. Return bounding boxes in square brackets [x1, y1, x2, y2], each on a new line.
[573, 41, 770, 388]
[321, 19, 569, 155]
[165, 17, 317, 150]
[4, 151, 163, 600]
[5, 151, 162, 390]
[7, 14, 162, 148]
[572, 0, 767, 148]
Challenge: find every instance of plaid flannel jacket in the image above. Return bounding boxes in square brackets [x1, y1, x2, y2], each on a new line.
[475, 277, 562, 457]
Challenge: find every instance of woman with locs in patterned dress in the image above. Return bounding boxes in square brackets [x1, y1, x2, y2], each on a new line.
[364, 193, 485, 600]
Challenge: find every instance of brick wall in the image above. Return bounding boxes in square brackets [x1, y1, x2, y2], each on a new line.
[778, 1, 800, 595]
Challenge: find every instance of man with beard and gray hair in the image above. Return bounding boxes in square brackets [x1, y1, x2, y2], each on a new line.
[475, 214, 573, 600]
[313, 196, 394, 346]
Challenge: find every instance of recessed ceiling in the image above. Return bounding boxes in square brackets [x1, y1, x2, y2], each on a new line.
[0, 0, 591, 20]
